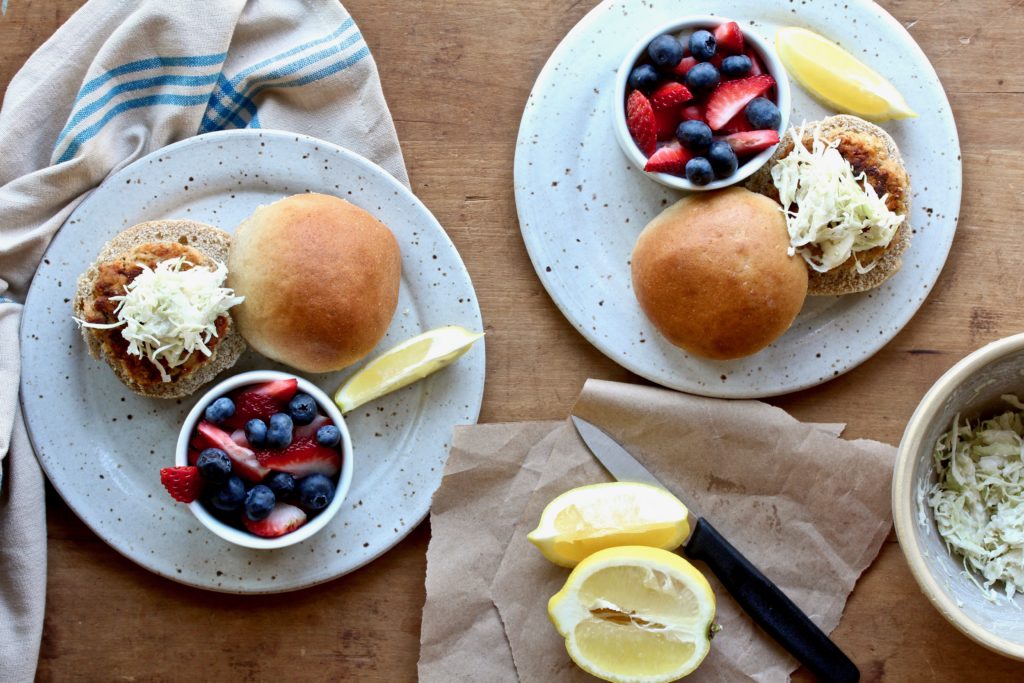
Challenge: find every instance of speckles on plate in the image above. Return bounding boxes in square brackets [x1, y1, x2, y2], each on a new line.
[514, 0, 960, 399]
[20, 130, 484, 594]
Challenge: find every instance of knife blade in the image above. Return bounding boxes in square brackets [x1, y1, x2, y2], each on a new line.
[570, 415, 859, 683]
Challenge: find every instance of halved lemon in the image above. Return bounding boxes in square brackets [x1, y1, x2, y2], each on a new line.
[776, 26, 917, 121]
[333, 325, 483, 413]
[527, 482, 691, 568]
[548, 546, 717, 683]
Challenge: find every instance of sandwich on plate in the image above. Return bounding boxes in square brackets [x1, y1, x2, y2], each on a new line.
[747, 114, 911, 295]
[73, 220, 245, 398]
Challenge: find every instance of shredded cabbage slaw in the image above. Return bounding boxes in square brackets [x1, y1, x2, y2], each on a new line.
[928, 396, 1024, 602]
[75, 257, 244, 382]
[771, 124, 905, 274]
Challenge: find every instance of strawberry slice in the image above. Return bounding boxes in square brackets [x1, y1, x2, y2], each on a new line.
[704, 74, 774, 130]
[723, 130, 781, 156]
[719, 109, 753, 135]
[254, 436, 341, 478]
[626, 90, 657, 156]
[230, 428, 249, 447]
[294, 414, 332, 440]
[680, 103, 705, 122]
[672, 56, 698, 77]
[160, 466, 202, 504]
[225, 379, 298, 429]
[745, 48, 766, 76]
[650, 82, 693, 111]
[244, 503, 307, 538]
[714, 21, 745, 55]
[196, 421, 269, 482]
[653, 107, 680, 141]
[644, 143, 694, 175]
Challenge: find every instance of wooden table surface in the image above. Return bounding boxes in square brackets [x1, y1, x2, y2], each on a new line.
[5, 0, 1024, 680]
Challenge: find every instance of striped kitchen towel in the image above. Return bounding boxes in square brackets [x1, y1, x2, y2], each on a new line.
[0, 1, 407, 680]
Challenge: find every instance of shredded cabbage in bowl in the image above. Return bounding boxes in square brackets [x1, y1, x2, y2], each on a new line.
[771, 124, 904, 274]
[76, 257, 244, 382]
[928, 395, 1024, 602]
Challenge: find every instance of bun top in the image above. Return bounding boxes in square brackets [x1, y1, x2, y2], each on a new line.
[227, 193, 401, 373]
[630, 187, 808, 360]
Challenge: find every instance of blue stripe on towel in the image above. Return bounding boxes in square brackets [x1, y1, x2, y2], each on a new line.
[248, 46, 370, 97]
[57, 72, 221, 148]
[200, 46, 369, 133]
[199, 75, 254, 132]
[56, 93, 209, 163]
[75, 53, 226, 102]
[231, 17, 354, 84]
[201, 20, 362, 131]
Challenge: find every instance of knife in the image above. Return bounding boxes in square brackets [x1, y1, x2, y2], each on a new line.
[571, 416, 859, 683]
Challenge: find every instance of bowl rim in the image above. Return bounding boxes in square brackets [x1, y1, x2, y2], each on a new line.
[175, 369, 354, 550]
[893, 332, 1024, 661]
[612, 14, 791, 192]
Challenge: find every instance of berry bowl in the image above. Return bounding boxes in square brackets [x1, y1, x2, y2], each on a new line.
[894, 334, 1024, 660]
[613, 15, 791, 192]
[174, 370, 354, 550]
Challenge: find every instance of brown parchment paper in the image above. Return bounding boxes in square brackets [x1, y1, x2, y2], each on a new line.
[420, 380, 895, 682]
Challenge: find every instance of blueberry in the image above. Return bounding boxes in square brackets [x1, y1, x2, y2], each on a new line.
[721, 54, 752, 79]
[627, 64, 659, 92]
[685, 157, 715, 186]
[297, 474, 335, 512]
[245, 418, 268, 448]
[244, 485, 276, 521]
[208, 475, 246, 512]
[196, 448, 232, 484]
[685, 62, 720, 92]
[707, 140, 739, 178]
[316, 425, 342, 448]
[688, 30, 717, 62]
[647, 34, 684, 69]
[745, 97, 781, 130]
[676, 120, 713, 152]
[266, 413, 293, 450]
[265, 471, 296, 498]
[203, 397, 235, 424]
[288, 393, 318, 426]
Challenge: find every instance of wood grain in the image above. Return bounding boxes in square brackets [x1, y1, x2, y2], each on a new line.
[3, 0, 1024, 680]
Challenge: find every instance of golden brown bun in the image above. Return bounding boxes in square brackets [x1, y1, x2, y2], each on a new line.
[631, 188, 808, 360]
[73, 220, 245, 399]
[227, 193, 401, 373]
[745, 115, 911, 295]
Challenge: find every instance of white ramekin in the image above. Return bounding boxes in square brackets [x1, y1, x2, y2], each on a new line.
[175, 370, 353, 550]
[613, 15, 791, 192]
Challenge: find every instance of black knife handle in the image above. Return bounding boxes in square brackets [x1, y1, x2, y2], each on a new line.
[684, 518, 859, 683]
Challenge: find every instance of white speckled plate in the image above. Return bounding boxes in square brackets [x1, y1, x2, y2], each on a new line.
[515, 0, 961, 398]
[20, 130, 484, 593]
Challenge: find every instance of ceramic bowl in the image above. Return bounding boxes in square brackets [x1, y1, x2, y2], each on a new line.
[894, 334, 1024, 660]
[176, 370, 354, 550]
[612, 15, 791, 192]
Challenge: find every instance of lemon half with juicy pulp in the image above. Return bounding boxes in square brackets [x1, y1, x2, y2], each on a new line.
[334, 325, 483, 413]
[527, 482, 691, 568]
[776, 26, 916, 121]
[548, 546, 717, 683]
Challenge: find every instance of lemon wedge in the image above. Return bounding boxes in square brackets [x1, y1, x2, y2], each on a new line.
[334, 325, 483, 412]
[776, 26, 917, 121]
[548, 546, 716, 683]
[528, 482, 691, 568]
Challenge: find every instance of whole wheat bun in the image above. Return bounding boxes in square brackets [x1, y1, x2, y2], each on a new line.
[745, 115, 911, 296]
[631, 188, 808, 360]
[227, 193, 401, 373]
[73, 220, 246, 399]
